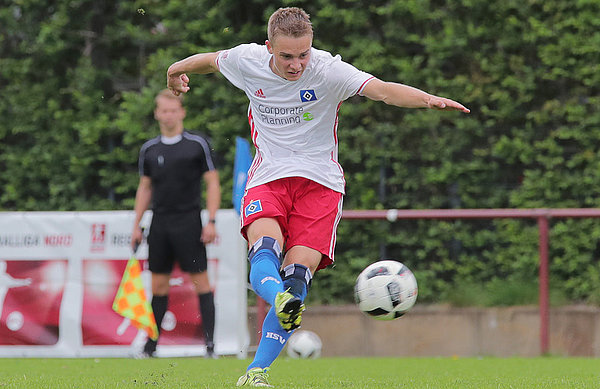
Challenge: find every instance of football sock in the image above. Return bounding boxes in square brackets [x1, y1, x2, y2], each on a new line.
[151, 294, 169, 330]
[198, 291, 215, 345]
[248, 307, 291, 370]
[247, 264, 313, 370]
[248, 237, 284, 305]
[144, 294, 168, 353]
[280, 263, 312, 301]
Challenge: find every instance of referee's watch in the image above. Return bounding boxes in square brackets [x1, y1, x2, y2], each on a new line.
[208, 219, 216, 224]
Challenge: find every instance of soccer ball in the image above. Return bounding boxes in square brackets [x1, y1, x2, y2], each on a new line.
[355, 260, 418, 320]
[286, 330, 322, 359]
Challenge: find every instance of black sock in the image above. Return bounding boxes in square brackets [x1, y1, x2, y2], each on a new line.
[145, 294, 168, 353]
[199, 292, 215, 346]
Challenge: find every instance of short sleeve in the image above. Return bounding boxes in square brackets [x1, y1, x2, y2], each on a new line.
[216, 44, 262, 91]
[200, 137, 217, 172]
[138, 144, 150, 177]
[324, 55, 375, 101]
[141, 158, 149, 177]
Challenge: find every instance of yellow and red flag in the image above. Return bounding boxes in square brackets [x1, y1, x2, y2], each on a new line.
[112, 257, 158, 340]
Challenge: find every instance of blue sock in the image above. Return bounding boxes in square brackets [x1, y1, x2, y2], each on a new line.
[248, 237, 284, 306]
[281, 264, 312, 302]
[248, 307, 291, 370]
[247, 264, 314, 370]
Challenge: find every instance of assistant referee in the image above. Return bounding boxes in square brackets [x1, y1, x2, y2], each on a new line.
[131, 89, 221, 358]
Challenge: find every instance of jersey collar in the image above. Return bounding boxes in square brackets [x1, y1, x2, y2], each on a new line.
[160, 133, 183, 145]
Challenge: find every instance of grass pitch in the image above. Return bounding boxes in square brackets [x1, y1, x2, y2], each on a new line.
[0, 356, 598, 388]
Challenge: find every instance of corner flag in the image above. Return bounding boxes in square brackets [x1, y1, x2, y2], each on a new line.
[232, 137, 253, 214]
[112, 256, 158, 340]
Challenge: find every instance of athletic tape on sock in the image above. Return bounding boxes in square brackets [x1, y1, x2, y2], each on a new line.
[248, 236, 282, 263]
[281, 263, 312, 288]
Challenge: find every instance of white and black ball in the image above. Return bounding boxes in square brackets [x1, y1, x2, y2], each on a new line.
[286, 330, 322, 359]
[355, 260, 418, 320]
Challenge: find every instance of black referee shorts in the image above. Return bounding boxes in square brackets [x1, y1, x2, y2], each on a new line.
[147, 210, 208, 274]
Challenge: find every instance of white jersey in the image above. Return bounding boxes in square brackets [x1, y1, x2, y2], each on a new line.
[216, 43, 374, 194]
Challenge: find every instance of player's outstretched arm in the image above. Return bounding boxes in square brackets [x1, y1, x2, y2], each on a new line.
[361, 78, 470, 113]
[166, 52, 220, 95]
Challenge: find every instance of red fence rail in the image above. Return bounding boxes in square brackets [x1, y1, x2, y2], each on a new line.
[342, 208, 600, 355]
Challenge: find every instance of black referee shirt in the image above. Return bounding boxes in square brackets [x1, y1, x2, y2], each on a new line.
[139, 130, 216, 214]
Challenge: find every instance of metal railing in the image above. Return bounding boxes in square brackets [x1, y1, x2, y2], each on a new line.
[254, 208, 600, 354]
[342, 208, 600, 355]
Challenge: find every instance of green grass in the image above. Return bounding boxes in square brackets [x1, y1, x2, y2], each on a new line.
[0, 356, 599, 388]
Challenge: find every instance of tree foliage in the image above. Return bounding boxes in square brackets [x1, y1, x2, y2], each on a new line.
[1, 0, 599, 304]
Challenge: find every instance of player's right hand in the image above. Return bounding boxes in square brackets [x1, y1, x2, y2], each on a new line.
[167, 73, 190, 96]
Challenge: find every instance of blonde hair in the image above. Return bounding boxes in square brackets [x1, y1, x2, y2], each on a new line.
[267, 7, 313, 42]
[155, 89, 183, 107]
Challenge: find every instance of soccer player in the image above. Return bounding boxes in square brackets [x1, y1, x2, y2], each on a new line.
[131, 89, 221, 359]
[166, 7, 469, 386]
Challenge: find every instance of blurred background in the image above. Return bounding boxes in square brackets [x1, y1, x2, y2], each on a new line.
[1, 0, 600, 352]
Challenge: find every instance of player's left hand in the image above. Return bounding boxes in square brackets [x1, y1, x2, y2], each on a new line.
[428, 97, 470, 113]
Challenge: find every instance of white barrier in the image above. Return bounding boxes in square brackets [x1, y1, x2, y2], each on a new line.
[0, 209, 248, 358]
